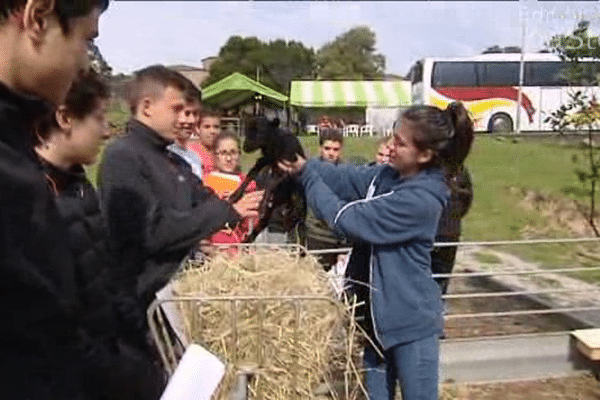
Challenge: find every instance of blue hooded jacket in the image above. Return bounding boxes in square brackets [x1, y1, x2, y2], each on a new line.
[299, 159, 449, 349]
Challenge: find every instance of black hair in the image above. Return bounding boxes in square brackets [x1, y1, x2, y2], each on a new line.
[319, 128, 344, 146]
[0, 0, 109, 33]
[200, 107, 223, 121]
[127, 65, 196, 114]
[398, 102, 474, 174]
[35, 69, 109, 145]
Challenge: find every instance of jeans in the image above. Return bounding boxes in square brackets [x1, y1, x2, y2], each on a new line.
[364, 334, 439, 400]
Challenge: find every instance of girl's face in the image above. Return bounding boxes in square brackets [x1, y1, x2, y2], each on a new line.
[389, 119, 433, 177]
[214, 138, 240, 174]
[64, 98, 110, 166]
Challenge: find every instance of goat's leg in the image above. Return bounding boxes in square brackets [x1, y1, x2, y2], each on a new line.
[244, 199, 276, 243]
[243, 176, 282, 243]
[228, 157, 268, 204]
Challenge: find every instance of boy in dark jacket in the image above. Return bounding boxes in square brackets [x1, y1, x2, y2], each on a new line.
[99, 65, 262, 309]
[431, 165, 474, 296]
[34, 70, 156, 358]
[303, 128, 349, 269]
[0, 1, 164, 399]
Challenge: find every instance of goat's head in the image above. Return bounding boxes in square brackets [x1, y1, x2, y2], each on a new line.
[242, 116, 303, 163]
[243, 116, 280, 154]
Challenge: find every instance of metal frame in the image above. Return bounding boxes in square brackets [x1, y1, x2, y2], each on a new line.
[148, 243, 368, 399]
[148, 294, 343, 377]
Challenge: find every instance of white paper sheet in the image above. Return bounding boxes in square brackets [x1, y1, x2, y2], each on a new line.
[160, 344, 226, 400]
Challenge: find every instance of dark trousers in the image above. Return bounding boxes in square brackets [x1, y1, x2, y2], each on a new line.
[431, 239, 458, 296]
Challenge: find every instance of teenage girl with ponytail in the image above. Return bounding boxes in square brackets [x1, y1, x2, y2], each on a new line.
[279, 102, 474, 400]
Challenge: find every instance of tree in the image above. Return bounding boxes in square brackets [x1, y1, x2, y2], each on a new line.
[481, 46, 522, 54]
[202, 36, 316, 94]
[546, 21, 600, 236]
[315, 26, 385, 80]
[87, 42, 112, 77]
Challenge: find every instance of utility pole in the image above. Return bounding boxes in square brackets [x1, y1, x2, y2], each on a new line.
[516, 4, 527, 134]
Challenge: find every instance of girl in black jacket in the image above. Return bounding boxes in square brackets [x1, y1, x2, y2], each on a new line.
[34, 70, 165, 399]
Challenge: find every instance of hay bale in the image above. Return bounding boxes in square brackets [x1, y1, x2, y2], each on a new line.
[172, 245, 367, 399]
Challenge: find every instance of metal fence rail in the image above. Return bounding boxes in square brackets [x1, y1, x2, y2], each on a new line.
[308, 237, 600, 382]
[307, 237, 600, 325]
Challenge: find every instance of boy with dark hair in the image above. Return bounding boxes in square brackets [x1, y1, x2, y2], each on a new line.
[99, 65, 262, 309]
[167, 85, 204, 179]
[431, 166, 474, 297]
[304, 128, 348, 268]
[0, 1, 163, 399]
[189, 108, 222, 175]
[318, 128, 344, 163]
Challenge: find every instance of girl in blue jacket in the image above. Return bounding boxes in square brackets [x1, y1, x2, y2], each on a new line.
[279, 102, 474, 400]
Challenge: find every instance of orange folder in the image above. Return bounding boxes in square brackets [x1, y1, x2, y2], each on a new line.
[203, 172, 242, 198]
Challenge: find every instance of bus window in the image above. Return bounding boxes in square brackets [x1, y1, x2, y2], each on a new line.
[432, 62, 477, 87]
[525, 62, 569, 86]
[478, 62, 519, 86]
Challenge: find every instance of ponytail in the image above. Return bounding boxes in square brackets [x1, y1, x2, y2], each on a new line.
[439, 102, 474, 174]
[399, 102, 474, 174]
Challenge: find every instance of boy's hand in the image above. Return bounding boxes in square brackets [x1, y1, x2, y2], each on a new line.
[277, 154, 306, 175]
[232, 190, 264, 218]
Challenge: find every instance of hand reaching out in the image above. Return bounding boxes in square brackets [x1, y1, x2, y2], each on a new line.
[277, 154, 306, 175]
[232, 190, 264, 218]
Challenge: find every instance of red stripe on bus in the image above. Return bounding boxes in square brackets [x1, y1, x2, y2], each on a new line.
[436, 87, 536, 123]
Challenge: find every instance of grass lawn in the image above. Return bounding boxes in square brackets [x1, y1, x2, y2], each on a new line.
[464, 135, 600, 280]
[463, 136, 583, 241]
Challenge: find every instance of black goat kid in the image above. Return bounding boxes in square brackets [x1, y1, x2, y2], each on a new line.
[228, 117, 306, 243]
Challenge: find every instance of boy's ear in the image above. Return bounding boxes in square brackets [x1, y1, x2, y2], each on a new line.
[140, 97, 153, 118]
[54, 106, 73, 131]
[417, 148, 434, 165]
[22, 0, 56, 41]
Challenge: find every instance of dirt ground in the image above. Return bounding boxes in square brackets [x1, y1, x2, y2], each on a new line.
[443, 270, 588, 338]
[436, 266, 598, 399]
[439, 373, 600, 400]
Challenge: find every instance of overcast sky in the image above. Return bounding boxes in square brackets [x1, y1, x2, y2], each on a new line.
[96, 1, 600, 76]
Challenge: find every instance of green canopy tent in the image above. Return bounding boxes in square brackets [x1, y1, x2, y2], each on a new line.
[201, 72, 289, 109]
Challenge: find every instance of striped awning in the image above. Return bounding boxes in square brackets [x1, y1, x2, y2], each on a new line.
[290, 80, 411, 108]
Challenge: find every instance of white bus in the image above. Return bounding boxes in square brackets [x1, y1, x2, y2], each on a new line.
[408, 53, 600, 133]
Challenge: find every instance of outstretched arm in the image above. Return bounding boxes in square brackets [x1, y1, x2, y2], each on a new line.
[295, 165, 445, 245]
[99, 148, 243, 257]
[279, 155, 382, 202]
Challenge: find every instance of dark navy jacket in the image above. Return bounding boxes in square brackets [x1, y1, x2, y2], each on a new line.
[299, 159, 449, 349]
[0, 83, 163, 399]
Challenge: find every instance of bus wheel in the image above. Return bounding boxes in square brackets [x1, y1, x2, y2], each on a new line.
[488, 113, 513, 134]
